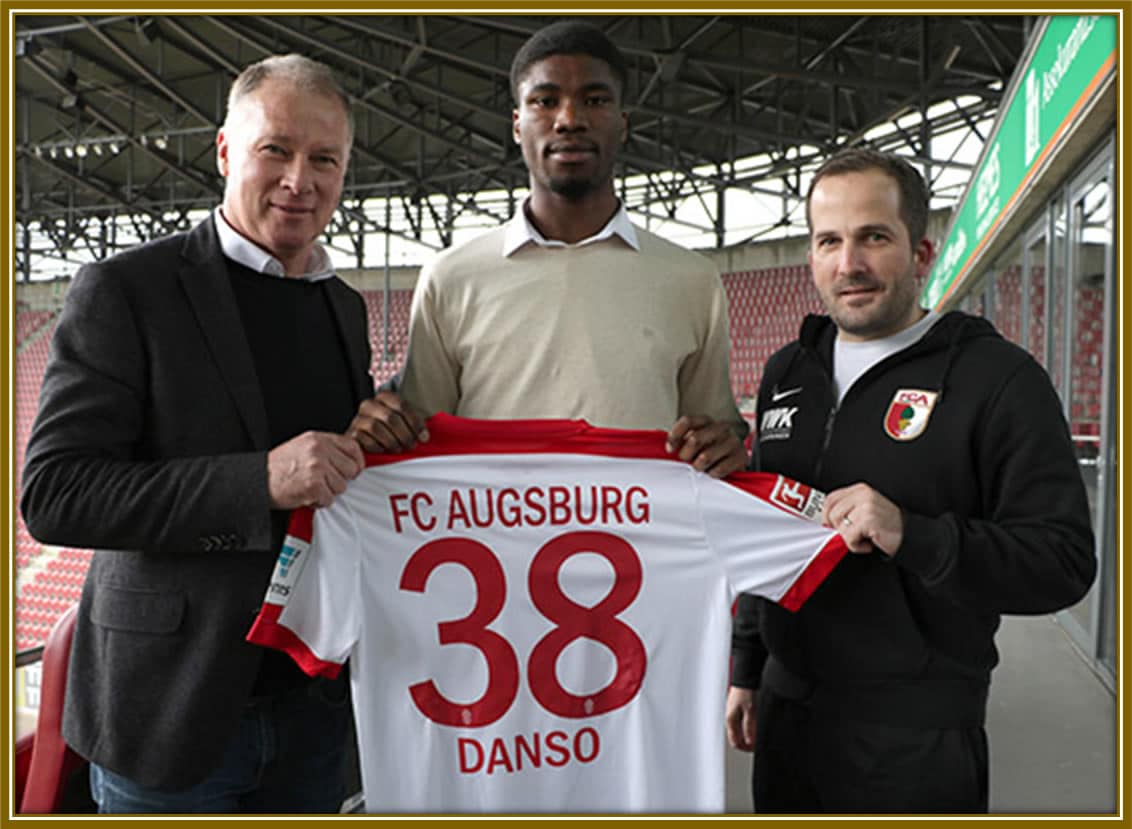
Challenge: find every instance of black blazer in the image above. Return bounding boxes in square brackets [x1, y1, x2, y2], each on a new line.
[21, 216, 374, 789]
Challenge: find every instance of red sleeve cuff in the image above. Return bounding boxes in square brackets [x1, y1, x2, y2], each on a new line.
[247, 603, 343, 680]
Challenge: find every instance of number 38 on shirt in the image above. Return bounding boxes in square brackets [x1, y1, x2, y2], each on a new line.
[400, 530, 647, 727]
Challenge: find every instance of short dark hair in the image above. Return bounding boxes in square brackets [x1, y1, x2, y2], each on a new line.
[805, 148, 930, 246]
[510, 20, 629, 104]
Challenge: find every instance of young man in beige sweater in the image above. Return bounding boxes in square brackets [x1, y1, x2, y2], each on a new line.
[353, 20, 746, 475]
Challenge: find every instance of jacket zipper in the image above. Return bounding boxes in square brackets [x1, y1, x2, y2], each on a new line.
[813, 401, 837, 482]
[810, 351, 838, 483]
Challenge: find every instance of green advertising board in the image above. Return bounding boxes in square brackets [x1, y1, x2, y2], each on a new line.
[923, 14, 1117, 309]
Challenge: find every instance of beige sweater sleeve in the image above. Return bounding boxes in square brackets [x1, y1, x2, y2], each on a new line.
[399, 258, 460, 417]
[677, 266, 748, 439]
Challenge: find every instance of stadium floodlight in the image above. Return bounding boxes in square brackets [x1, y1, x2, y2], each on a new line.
[75, 144, 88, 158]
[15, 36, 41, 58]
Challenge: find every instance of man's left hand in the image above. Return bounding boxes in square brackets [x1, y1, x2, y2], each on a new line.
[822, 482, 904, 556]
[666, 415, 747, 478]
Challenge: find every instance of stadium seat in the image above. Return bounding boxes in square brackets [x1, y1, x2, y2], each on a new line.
[19, 603, 87, 814]
[721, 265, 823, 403]
[14, 733, 35, 807]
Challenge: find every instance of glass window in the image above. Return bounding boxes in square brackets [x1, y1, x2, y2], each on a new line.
[961, 277, 988, 317]
[1025, 231, 1048, 364]
[1070, 181, 1108, 457]
[1047, 199, 1069, 402]
[991, 241, 1024, 346]
[1061, 170, 1111, 647]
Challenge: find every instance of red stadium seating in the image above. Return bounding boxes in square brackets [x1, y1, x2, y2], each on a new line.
[16, 319, 58, 579]
[1070, 284, 1104, 443]
[15, 309, 56, 347]
[362, 288, 413, 386]
[993, 265, 1024, 346]
[721, 265, 824, 409]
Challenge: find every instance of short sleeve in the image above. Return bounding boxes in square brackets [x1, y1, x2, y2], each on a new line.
[247, 501, 363, 677]
[697, 472, 847, 611]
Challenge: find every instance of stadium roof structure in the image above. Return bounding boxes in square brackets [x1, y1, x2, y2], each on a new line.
[12, 13, 1034, 278]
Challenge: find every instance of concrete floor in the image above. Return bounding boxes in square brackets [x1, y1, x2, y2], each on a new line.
[723, 614, 1118, 814]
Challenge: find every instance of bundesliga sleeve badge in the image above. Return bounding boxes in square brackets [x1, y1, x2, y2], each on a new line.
[884, 388, 939, 441]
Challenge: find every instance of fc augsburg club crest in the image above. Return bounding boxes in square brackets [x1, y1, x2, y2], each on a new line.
[884, 389, 939, 441]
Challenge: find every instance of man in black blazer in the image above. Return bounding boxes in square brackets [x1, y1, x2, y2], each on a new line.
[22, 54, 372, 813]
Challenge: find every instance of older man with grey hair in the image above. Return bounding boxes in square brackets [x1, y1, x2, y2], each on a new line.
[22, 54, 371, 813]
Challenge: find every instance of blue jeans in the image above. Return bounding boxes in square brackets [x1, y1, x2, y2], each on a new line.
[89, 676, 354, 814]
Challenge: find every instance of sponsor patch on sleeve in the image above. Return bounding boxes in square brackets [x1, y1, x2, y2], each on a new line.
[265, 535, 311, 604]
[769, 476, 826, 522]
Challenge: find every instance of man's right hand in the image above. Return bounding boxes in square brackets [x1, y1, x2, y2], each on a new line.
[347, 390, 429, 453]
[725, 686, 757, 752]
[267, 431, 366, 510]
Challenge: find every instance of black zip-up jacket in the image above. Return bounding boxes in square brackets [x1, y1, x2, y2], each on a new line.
[731, 311, 1095, 727]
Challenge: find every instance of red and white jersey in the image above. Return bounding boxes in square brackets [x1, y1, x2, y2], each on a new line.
[248, 415, 846, 813]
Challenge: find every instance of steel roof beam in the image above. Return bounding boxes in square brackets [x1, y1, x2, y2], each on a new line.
[79, 15, 214, 127]
[206, 16, 509, 175]
[22, 54, 220, 198]
[24, 152, 165, 219]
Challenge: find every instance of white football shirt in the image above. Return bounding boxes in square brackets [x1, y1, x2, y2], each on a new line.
[248, 414, 846, 813]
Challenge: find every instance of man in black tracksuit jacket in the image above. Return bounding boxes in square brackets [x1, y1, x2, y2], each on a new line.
[726, 149, 1095, 813]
